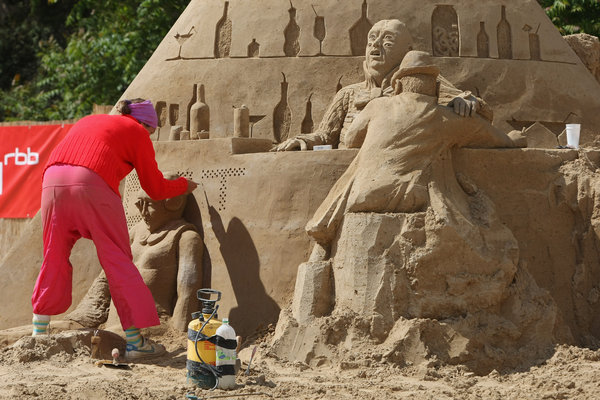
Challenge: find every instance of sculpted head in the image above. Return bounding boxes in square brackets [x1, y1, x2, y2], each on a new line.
[391, 50, 440, 97]
[135, 173, 188, 233]
[365, 20, 413, 85]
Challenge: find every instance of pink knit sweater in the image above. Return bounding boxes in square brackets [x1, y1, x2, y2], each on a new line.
[46, 114, 188, 199]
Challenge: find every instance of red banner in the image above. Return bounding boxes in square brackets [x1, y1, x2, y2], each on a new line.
[0, 124, 73, 218]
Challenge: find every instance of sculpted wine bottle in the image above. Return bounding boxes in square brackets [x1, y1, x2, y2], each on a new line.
[283, 2, 300, 57]
[477, 21, 489, 58]
[273, 73, 292, 143]
[214, 1, 232, 58]
[497, 5, 512, 59]
[190, 84, 210, 136]
[349, 0, 372, 56]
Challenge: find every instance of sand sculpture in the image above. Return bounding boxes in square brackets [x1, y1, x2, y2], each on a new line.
[3, 0, 600, 376]
[67, 174, 203, 332]
[564, 33, 600, 84]
[271, 50, 558, 374]
[273, 19, 492, 151]
[306, 50, 516, 249]
[115, 0, 600, 145]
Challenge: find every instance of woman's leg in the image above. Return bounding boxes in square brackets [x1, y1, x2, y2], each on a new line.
[73, 173, 159, 331]
[31, 176, 81, 316]
[33, 165, 159, 332]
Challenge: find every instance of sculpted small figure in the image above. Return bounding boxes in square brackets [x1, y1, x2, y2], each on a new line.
[68, 174, 203, 332]
[128, 181, 203, 332]
[274, 19, 491, 151]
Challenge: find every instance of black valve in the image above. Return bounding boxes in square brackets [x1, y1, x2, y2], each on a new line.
[197, 288, 222, 315]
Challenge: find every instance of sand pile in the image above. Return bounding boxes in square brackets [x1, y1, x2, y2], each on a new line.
[1, 326, 600, 399]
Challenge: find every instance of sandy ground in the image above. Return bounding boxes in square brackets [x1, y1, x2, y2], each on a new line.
[1, 325, 600, 400]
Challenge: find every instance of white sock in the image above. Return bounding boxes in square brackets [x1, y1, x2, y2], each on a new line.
[32, 314, 50, 336]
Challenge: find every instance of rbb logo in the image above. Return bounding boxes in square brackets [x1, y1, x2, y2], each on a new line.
[0, 147, 40, 195]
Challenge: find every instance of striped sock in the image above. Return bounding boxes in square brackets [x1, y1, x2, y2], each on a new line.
[32, 314, 50, 336]
[125, 326, 143, 350]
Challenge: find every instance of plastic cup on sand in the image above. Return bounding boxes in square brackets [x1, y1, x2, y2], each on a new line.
[566, 124, 581, 149]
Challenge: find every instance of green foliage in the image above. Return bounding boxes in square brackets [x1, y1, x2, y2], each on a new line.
[3, 1, 598, 121]
[0, 0, 75, 92]
[0, 0, 188, 121]
[538, 0, 600, 36]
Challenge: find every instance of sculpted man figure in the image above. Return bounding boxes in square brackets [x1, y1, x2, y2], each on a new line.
[306, 50, 515, 249]
[68, 174, 203, 332]
[274, 19, 491, 151]
[275, 53, 550, 369]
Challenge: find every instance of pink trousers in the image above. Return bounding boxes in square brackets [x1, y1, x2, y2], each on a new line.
[31, 164, 160, 329]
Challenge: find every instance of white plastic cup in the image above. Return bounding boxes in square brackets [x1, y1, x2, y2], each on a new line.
[566, 124, 581, 149]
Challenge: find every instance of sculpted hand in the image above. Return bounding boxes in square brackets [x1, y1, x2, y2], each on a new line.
[449, 96, 478, 117]
[271, 138, 306, 151]
[507, 130, 527, 148]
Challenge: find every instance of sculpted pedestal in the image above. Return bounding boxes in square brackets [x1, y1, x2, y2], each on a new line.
[274, 208, 557, 374]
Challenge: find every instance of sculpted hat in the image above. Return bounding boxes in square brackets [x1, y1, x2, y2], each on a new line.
[394, 50, 440, 80]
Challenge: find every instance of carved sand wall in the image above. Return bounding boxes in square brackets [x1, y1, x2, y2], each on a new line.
[3, 0, 600, 350]
[454, 149, 600, 347]
[3, 143, 600, 347]
[120, 0, 600, 145]
[565, 33, 600, 84]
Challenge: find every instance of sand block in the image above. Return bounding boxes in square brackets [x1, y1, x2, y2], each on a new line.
[292, 260, 333, 323]
[524, 122, 558, 149]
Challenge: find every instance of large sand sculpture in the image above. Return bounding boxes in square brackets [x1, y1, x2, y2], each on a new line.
[271, 50, 555, 374]
[1, 0, 600, 375]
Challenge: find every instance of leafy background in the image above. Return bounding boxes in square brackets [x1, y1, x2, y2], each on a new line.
[0, 0, 597, 122]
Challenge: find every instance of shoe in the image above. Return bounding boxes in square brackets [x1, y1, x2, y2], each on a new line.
[125, 337, 166, 360]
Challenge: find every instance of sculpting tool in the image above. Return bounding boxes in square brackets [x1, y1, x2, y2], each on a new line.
[245, 346, 258, 375]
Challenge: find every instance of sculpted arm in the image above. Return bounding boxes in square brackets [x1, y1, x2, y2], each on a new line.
[273, 87, 349, 151]
[172, 230, 204, 332]
[344, 103, 373, 148]
[438, 74, 494, 121]
[473, 122, 516, 148]
[455, 114, 516, 149]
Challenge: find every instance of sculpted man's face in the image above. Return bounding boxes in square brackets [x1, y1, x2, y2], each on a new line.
[365, 20, 412, 78]
[136, 196, 168, 232]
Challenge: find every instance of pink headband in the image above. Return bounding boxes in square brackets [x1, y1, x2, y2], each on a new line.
[128, 100, 158, 128]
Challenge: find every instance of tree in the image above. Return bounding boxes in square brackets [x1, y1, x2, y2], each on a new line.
[538, 0, 600, 36]
[2, 1, 598, 121]
[0, 0, 189, 121]
[0, 0, 75, 91]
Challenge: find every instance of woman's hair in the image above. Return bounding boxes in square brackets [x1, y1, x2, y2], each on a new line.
[115, 98, 146, 115]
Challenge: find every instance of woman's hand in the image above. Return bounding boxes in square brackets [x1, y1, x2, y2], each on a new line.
[185, 179, 199, 193]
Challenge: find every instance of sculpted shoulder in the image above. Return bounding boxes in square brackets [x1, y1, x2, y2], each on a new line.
[338, 81, 367, 95]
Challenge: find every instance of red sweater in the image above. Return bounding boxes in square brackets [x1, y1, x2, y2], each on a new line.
[46, 114, 188, 199]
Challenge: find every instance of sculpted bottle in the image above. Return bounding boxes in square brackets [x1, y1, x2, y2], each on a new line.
[497, 5, 512, 59]
[273, 73, 292, 143]
[349, 0, 372, 56]
[477, 21, 489, 58]
[214, 1, 232, 58]
[190, 84, 210, 136]
[283, 2, 300, 57]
